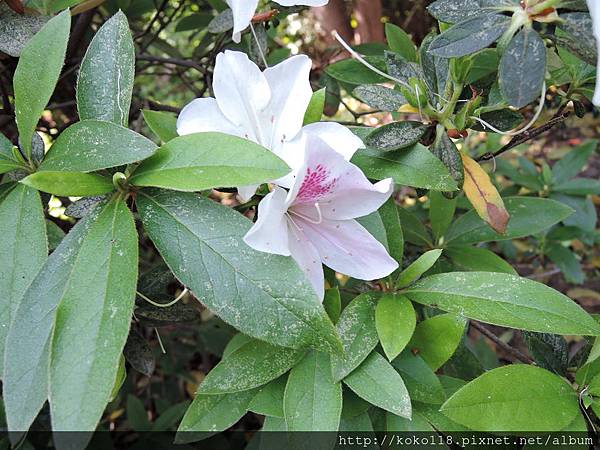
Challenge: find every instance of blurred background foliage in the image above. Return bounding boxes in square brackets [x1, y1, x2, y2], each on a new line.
[0, 0, 599, 446]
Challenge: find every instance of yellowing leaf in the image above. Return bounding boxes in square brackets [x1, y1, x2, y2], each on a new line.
[398, 104, 419, 113]
[461, 154, 510, 234]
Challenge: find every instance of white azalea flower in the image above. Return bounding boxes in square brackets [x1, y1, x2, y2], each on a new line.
[243, 134, 399, 299]
[226, 0, 329, 43]
[587, 0, 600, 106]
[177, 50, 362, 201]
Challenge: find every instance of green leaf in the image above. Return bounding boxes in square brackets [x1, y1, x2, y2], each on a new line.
[46, 220, 65, 251]
[323, 287, 341, 324]
[21, 171, 114, 196]
[127, 395, 152, 432]
[0, 3, 48, 57]
[546, 244, 585, 285]
[175, 390, 256, 443]
[353, 85, 407, 111]
[427, 0, 497, 23]
[386, 410, 437, 432]
[420, 32, 449, 102]
[445, 197, 574, 244]
[124, 330, 156, 377]
[303, 88, 326, 125]
[445, 245, 517, 274]
[344, 351, 411, 419]
[397, 207, 433, 246]
[0, 185, 47, 377]
[499, 28, 547, 109]
[331, 294, 379, 382]
[428, 14, 511, 58]
[558, 13, 596, 63]
[554, 177, 600, 196]
[3, 197, 123, 433]
[375, 294, 416, 361]
[40, 120, 157, 172]
[198, 339, 304, 394]
[465, 48, 499, 84]
[379, 198, 404, 270]
[397, 249, 443, 288]
[284, 352, 342, 431]
[431, 127, 464, 190]
[408, 314, 466, 370]
[351, 143, 458, 191]
[365, 121, 428, 152]
[325, 57, 388, 84]
[175, 13, 213, 32]
[385, 23, 416, 62]
[522, 332, 569, 375]
[77, 11, 135, 126]
[440, 365, 579, 431]
[356, 211, 388, 250]
[137, 190, 341, 353]
[0, 154, 22, 175]
[552, 140, 597, 184]
[49, 197, 137, 443]
[429, 191, 456, 240]
[392, 352, 446, 404]
[406, 272, 600, 335]
[14, 10, 70, 158]
[248, 376, 287, 418]
[143, 110, 179, 143]
[130, 133, 290, 191]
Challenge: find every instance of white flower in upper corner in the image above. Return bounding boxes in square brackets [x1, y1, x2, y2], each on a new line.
[587, 0, 600, 106]
[177, 50, 362, 201]
[243, 134, 399, 300]
[226, 0, 329, 43]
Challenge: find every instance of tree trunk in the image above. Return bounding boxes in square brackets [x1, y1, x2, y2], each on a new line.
[312, 0, 352, 45]
[354, 0, 385, 43]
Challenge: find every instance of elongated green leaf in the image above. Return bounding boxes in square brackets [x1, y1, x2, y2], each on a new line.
[40, 120, 157, 172]
[344, 352, 411, 419]
[303, 88, 326, 125]
[430, 191, 456, 240]
[248, 376, 287, 418]
[14, 10, 70, 158]
[49, 197, 137, 443]
[379, 198, 404, 270]
[325, 57, 388, 84]
[445, 197, 574, 244]
[130, 133, 290, 191]
[375, 294, 416, 361]
[175, 390, 256, 443]
[143, 110, 178, 143]
[0, 3, 48, 57]
[21, 171, 114, 196]
[353, 85, 407, 111]
[365, 121, 428, 152]
[441, 365, 579, 431]
[331, 294, 379, 382]
[408, 314, 466, 370]
[284, 352, 342, 431]
[385, 23, 417, 62]
[392, 352, 446, 404]
[499, 28, 546, 109]
[137, 190, 341, 353]
[4, 198, 115, 432]
[427, 0, 496, 23]
[0, 185, 47, 377]
[552, 140, 597, 184]
[406, 272, 600, 335]
[445, 246, 516, 274]
[351, 144, 458, 191]
[428, 14, 511, 58]
[199, 339, 304, 394]
[397, 249, 443, 287]
[77, 11, 135, 126]
[397, 207, 433, 246]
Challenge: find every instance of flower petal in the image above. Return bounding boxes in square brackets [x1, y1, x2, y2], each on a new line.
[213, 50, 271, 142]
[263, 55, 313, 151]
[226, 0, 259, 43]
[287, 222, 325, 300]
[587, 0, 600, 106]
[243, 187, 290, 255]
[298, 218, 398, 281]
[177, 98, 244, 137]
[237, 185, 260, 203]
[301, 121, 365, 161]
[289, 134, 394, 220]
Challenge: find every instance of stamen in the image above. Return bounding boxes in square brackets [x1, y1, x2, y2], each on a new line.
[250, 22, 269, 69]
[289, 202, 324, 225]
[332, 30, 411, 90]
[471, 81, 546, 136]
[137, 288, 188, 308]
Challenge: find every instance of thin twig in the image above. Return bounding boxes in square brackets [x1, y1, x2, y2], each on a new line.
[470, 321, 534, 364]
[137, 54, 206, 74]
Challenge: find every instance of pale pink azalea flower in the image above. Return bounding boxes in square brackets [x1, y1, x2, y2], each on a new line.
[177, 50, 363, 201]
[586, 0, 600, 106]
[226, 0, 329, 43]
[244, 134, 399, 299]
